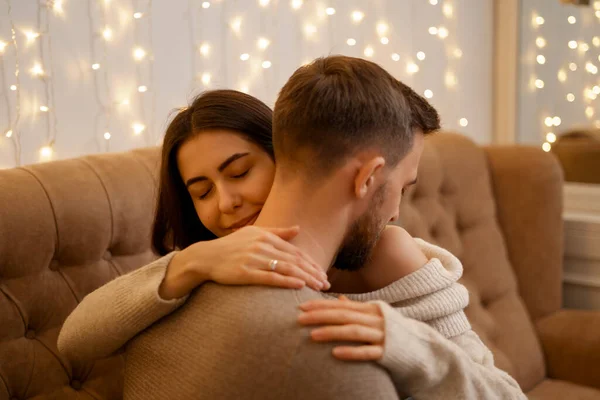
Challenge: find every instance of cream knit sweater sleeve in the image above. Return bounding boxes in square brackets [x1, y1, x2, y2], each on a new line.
[57, 252, 187, 363]
[332, 239, 526, 399]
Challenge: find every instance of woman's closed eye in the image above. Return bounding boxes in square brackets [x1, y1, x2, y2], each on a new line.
[232, 169, 250, 179]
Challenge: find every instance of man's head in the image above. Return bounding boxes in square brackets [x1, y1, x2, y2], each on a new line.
[273, 55, 440, 270]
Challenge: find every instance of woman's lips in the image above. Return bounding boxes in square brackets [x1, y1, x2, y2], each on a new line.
[230, 212, 259, 231]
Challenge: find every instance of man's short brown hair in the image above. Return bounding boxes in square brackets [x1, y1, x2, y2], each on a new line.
[272, 55, 439, 177]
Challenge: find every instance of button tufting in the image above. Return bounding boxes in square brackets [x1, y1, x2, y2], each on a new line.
[103, 250, 112, 260]
[71, 380, 82, 390]
[49, 260, 60, 271]
[25, 329, 36, 339]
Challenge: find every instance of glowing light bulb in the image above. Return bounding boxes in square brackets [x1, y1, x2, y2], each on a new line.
[586, 107, 595, 118]
[445, 71, 457, 87]
[568, 40, 578, 49]
[443, 3, 453, 17]
[138, 85, 148, 93]
[586, 62, 598, 75]
[533, 16, 545, 26]
[24, 30, 39, 42]
[376, 22, 389, 36]
[536, 37, 546, 48]
[417, 51, 426, 61]
[453, 48, 463, 58]
[40, 146, 53, 157]
[406, 62, 419, 74]
[580, 43, 590, 52]
[546, 133, 556, 143]
[567, 93, 575, 102]
[133, 12, 143, 19]
[291, 0, 303, 10]
[569, 63, 577, 71]
[304, 24, 317, 36]
[133, 47, 146, 61]
[380, 37, 389, 45]
[557, 69, 567, 81]
[568, 16, 576, 24]
[5, 130, 13, 138]
[0, 41, 7, 53]
[351, 11, 364, 23]
[429, 27, 438, 35]
[104, 132, 111, 140]
[596, 10, 600, 18]
[259, 0, 270, 6]
[92, 63, 100, 70]
[429, 0, 438, 4]
[326, 7, 336, 15]
[553, 117, 562, 126]
[239, 84, 249, 93]
[593, 37, 600, 47]
[199, 43, 210, 56]
[40, 106, 49, 112]
[132, 123, 145, 135]
[262, 60, 272, 69]
[438, 27, 449, 39]
[120, 98, 130, 106]
[542, 142, 551, 152]
[545, 117, 554, 127]
[201, 73, 211, 85]
[240, 53, 250, 61]
[364, 46, 374, 57]
[459, 118, 468, 127]
[30, 63, 44, 76]
[586, 88, 598, 100]
[391, 53, 400, 61]
[52, 0, 64, 14]
[536, 55, 546, 64]
[202, 2, 211, 9]
[424, 89, 433, 99]
[102, 27, 112, 41]
[10, 85, 16, 91]
[257, 37, 270, 50]
[594, 86, 600, 94]
[346, 38, 356, 46]
[230, 17, 242, 33]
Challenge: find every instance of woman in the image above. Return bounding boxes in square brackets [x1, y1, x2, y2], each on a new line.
[58, 90, 524, 398]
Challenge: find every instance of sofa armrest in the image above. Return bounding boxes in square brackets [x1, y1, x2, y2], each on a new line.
[536, 309, 600, 389]
[484, 146, 564, 321]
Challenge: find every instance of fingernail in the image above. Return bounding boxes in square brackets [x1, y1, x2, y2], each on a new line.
[323, 281, 331, 290]
[313, 279, 323, 289]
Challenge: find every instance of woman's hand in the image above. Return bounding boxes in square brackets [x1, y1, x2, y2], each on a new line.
[297, 296, 385, 361]
[159, 225, 330, 300]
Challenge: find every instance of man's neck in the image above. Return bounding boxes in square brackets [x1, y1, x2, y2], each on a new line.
[254, 177, 350, 272]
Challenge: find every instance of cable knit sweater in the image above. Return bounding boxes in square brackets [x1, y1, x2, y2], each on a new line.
[58, 239, 525, 399]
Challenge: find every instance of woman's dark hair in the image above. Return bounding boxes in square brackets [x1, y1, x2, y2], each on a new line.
[151, 90, 274, 256]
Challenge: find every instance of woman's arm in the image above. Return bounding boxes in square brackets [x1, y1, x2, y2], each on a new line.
[58, 225, 328, 364]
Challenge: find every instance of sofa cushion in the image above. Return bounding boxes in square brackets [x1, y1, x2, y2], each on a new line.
[527, 379, 600, 400]
[0, 148, 160, 399]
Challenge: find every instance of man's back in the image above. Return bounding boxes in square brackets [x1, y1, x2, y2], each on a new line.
[124, 283, 398, 400]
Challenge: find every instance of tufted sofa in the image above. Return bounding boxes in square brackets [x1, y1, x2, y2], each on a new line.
[1, 132, 599, 399]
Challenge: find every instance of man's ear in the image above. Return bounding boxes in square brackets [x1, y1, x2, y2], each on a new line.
[353, 156, 386, 199]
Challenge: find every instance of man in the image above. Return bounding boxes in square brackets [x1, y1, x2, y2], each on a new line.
[123, 56, 524, 399]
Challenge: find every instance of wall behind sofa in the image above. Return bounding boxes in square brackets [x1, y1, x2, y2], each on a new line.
[0, 0, 492, 167]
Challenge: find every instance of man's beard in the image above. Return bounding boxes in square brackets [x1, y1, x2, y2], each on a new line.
[334, 183, 388, 272]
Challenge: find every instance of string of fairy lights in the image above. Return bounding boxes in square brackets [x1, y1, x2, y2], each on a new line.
[2, 0, 597, 166]
[532, 2, 600, 152]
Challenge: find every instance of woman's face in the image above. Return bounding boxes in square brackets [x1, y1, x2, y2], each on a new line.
[177, 130, 275, 238]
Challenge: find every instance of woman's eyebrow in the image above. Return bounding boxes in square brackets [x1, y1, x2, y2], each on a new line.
[185, 153, 250, 188]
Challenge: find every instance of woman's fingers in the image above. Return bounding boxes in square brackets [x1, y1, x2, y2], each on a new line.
[258, 257, 325, 291]
[256, 246, 329, 290]
[332, 345, 384, 361]
[297, 308, 383, 329]
[299, 299, 381, 315]
[245, 269, 306, 289]
[310, 324, 384, 344]
[266, 234, 327, 280]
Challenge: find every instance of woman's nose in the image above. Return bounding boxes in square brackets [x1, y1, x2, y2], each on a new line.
[218, 189, 242, 213]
